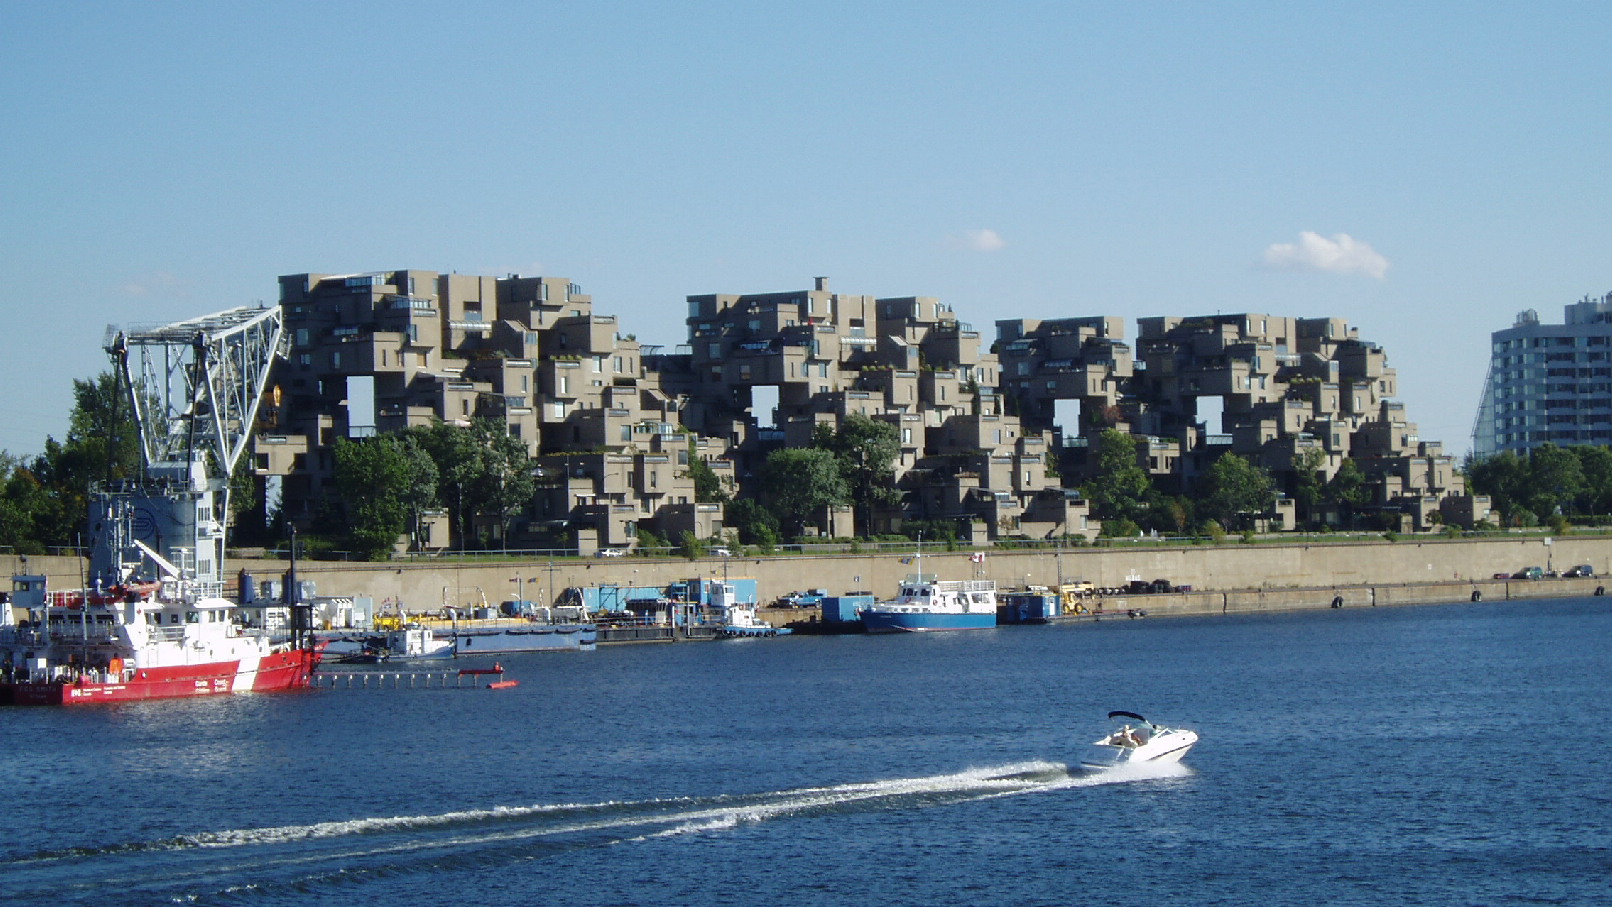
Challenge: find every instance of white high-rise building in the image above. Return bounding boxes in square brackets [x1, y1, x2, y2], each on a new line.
[1473, 292, 1612, 458]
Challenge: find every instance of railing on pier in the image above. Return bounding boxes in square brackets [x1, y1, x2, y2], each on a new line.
[313, 670, 499, 690]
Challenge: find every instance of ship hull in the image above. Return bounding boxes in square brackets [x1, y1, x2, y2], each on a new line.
[450, 625, 597, 654]
[1, 649, 319, 706]
[860, 611, 997, 633]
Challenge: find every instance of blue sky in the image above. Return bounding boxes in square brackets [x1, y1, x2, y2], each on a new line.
[4, 2, 1610, 460]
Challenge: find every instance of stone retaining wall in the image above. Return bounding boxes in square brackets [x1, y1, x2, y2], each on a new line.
[6, 535, 1610, 621]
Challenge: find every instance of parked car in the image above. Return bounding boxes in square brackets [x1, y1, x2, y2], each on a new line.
[1512, 566, 1544, 580]
[709, 547, 732, 557]
[1566, 564, 1596, 578]
[595, 548, 626, 558]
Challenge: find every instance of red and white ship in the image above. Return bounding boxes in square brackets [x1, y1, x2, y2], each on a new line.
[0, 306, 321, 705]
[2, 565, 318, 706]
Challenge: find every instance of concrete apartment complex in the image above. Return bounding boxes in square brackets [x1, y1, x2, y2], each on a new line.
[254, 271, 1484, 552]
[263, 270, 725, 552]
[1472, 292, 1612, 458]
[997, 312, 1478, 530]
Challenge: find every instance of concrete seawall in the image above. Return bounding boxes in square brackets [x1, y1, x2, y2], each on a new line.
[6, 534, 1610, 621]
[1039, 575, 1606, 622]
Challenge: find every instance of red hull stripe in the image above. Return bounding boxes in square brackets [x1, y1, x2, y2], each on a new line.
[2, 651, 319, 706]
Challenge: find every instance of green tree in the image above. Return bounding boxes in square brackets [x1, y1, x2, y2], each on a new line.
[1323, 457, 1370, 526]
[1464, 451, 1526, 522]
[22, 372, 144, 549]
[1143, 493, 1191, 536]
[408, 421, 479, 546]
[1571, 445, 1612, 515]
[407, 419, 527, 548]
[759, 447, 848, 540]
[1288, 447, 1328, 526]
[65, 371, 143, 483]
[465, 419, 535, 547]
[1199, 453, 1276, 531]
[1523, 443, 1583, 521]
[676, 530, 705, 560]
[813, 414, 902, 538]
[724, 497, 780, 548]
[0, 456, 61, 554]
[686, 457, 730, 504]
[1082, 429, 1150, 524]
[332, 435, 439, 559]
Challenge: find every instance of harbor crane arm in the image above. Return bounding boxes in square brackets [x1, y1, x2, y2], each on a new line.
[105, 304, 286, 497]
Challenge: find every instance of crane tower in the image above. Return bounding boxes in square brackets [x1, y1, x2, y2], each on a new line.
[89, 306, 286, 591]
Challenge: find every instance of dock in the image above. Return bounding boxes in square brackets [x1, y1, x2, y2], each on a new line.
[313, 666, 512, 690]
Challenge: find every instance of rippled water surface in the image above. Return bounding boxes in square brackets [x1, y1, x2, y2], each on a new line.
[5, 597, 1610, 906]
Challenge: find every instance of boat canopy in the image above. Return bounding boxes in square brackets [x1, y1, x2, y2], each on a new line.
[1108, 710, 1150, 724]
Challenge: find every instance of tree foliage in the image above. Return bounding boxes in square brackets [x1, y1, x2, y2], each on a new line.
[405, 418, 530, 548]
[1465, 443, 1612, 525]
[686, 456, 729, 504]
[724, 497, 780, 548]
[1324, 457, 1369, 519]
[0, 455, 60, 554]
[813, 414, 902, 537]
[1288, 447, 1328, 525]
[758, 447, 849, 540]
[1082, 429, 1150, 524]
[1572, 445, 1612, 514]
[1524, 443, 1583, 519]
[1, 372, 142, 551]
[334, 436, 412, 559]
[1198, 453, 1276, 530]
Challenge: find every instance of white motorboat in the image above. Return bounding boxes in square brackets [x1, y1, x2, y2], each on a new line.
[1081, 710, 1198, 770]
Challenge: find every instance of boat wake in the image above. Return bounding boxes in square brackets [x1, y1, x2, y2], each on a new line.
[2, 760, 1188, 905]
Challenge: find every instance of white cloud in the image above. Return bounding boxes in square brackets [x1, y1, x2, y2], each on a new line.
[1261, 231, 1389, 279]
[949, 228, 1006, 252]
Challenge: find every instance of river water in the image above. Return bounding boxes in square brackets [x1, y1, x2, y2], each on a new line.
[4, 596, 1609, 906]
